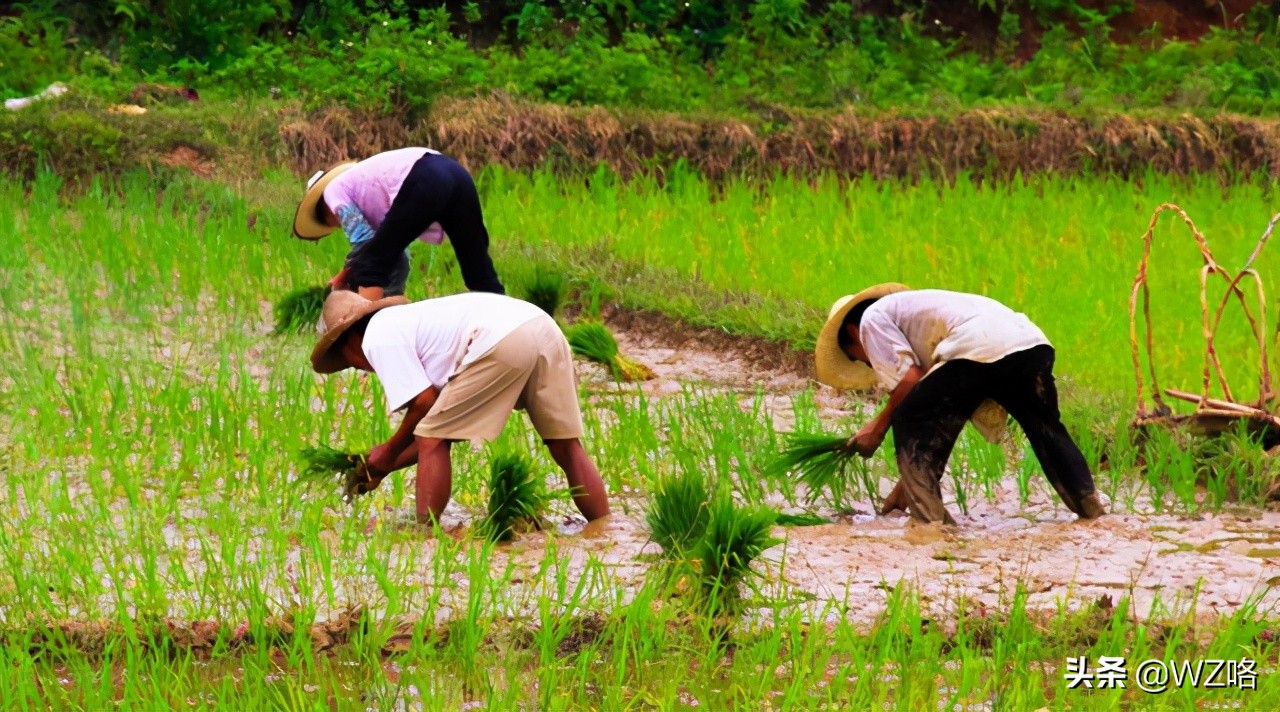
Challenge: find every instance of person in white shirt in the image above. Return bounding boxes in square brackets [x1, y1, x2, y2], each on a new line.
[814, 284, 1106, 525]
[310, 290, 610, 524]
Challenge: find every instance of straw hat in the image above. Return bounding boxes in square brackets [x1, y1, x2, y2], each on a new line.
[293, 161, 357, 239]
[311, 290, 409, 373]
[814, 283, 1010, 444]
[814, 283, 910, 390]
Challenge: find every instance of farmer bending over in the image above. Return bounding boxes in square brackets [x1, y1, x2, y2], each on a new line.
[310, 290, 609, 524]
[294, 147, 504, 298]
[814, 284, 1107, 525]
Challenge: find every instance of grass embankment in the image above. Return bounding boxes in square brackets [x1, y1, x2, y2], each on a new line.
[2, 166, 1278, 706]
[7, 95, 1280, 186]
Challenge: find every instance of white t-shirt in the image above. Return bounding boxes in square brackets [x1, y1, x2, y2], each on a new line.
[859, 290, 1050, 389]
[361, 293, 544, 412]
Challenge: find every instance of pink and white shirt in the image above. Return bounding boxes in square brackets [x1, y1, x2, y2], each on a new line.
[323, 147, 446, 245]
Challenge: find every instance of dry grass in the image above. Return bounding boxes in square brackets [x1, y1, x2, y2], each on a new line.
[10, 94, 1280, 185]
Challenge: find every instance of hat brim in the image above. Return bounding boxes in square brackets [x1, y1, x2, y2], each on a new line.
[310, 294, 409, 373]
[814, 283, 911, 389]
[293, 162, 356, 240]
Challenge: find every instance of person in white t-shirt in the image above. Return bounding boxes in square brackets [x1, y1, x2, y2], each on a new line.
[292, 148, 504, 298]
[813, 284, 1106, 525]
[309, 290, 610, 525]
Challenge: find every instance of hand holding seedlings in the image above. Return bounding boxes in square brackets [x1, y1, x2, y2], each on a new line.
[815, 284, 1108, 525]
[846, 423, 885, 458]
[310, 290, 611, 525]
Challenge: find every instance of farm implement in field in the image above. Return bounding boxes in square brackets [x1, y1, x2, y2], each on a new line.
[1130, 204, 1280, 448]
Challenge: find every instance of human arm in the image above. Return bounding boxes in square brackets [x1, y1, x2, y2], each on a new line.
[847, 364, 925, 457]
[365, 386, 440, 475]
[327, 204, 377, 290]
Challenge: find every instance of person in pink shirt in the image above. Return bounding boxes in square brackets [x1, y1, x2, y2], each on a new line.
[293, 148, 505, 298]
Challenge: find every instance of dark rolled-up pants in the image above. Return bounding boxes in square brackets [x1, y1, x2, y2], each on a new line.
[892, 345, 1098, 524]
[345, 152, 504, 295]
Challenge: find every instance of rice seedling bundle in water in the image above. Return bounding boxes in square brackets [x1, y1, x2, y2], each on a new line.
[481, 453, 552, 543]
[522, 269, 566, 318]
[645, 468, 713, 556]
[695, 495, 781, 613]
[272, 285, 328, 335]
[565, 322, 655, 382]
[765, 432, 878, 510]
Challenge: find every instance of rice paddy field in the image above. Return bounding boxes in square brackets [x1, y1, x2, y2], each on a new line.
[3, 165, 1280, 709]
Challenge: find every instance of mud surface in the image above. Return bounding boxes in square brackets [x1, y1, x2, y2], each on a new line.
[16, 307, 1278, 649]
[573, 314, 1280, 624]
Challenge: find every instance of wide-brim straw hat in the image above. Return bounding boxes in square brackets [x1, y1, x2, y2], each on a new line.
[293, 161, 357, 239]
[311, 290, 409, 374]
[813, 283, 1009, 444]
[814, 283, 911, 390]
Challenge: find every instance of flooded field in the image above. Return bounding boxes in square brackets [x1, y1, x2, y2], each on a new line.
[2, 175, 1278, 708]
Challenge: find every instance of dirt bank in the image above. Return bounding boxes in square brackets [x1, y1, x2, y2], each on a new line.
[9, 95, 1280, 187]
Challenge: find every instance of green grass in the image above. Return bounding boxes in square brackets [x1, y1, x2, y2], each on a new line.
[1, 167, 1278, 706]
[484, 166, 1280, 403]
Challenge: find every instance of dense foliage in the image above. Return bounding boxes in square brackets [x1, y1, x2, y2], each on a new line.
[4, 1, 1280, 115]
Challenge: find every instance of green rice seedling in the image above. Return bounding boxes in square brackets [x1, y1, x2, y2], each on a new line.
[479, 453, 552, 543]
[297, 444, 377, 499]
[695, 495, 781, 615]
[765, 431, 877, 510]
[522, 268, 566, 318]
[645, 467, 713, 557]
[271, 285, 328, 335]
[564, 321, 655, 382]
[772, 512, 829, 526]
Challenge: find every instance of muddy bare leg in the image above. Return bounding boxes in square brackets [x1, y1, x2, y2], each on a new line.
[414, 437, 453, 524]
[545, 438, 610, 521]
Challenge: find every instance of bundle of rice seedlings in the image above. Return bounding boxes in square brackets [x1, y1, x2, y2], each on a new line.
[521, 269, 566, 318]
[695, 495, 781, 615]
[272, 285, 328, 335]
[645, 468, 712, 557]
[764, 431, 878, 510]
[297, 444, 378, 498]
[479, 453, 552, 543]
[564, 321, 655, 382]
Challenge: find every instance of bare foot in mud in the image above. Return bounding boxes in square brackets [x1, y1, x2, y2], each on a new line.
[1076, 491, 1109, 520]
[903, 520, 957, 545]
[580, 514, 622, 539]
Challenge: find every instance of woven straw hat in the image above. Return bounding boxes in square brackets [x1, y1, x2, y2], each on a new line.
[814, 283, 910, 390]
[813, 283, 1009, 444]
[311, 290, 409, 373]
[293, 161, 357, 239]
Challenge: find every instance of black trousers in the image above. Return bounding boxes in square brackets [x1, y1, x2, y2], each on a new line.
[345, 152, 505, 294]
[892, 345, 1097, 523]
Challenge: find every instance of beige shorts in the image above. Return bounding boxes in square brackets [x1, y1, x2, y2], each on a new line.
[414, 315, 584, 442]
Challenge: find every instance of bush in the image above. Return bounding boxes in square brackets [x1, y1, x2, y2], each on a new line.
[0, 13, 73, 99]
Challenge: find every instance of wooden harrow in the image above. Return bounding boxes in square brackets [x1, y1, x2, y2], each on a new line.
[1130, 204, 1280, 447]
